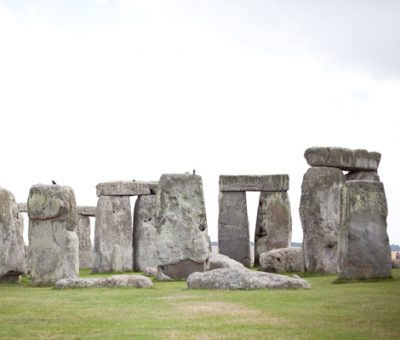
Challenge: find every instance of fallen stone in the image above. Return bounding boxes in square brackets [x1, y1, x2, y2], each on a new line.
[218, 191, 250, 267]
[219, 175, 289, 192]
[143, 267, 157, 277]
[304, 147, 381, 171]
[187, 268, 310, 289]
[338, 181, 391, 279]
[77, 206, 96, 217]
[27, 184, 79, 285]
[133, 195, 156, 271]
[0, 188, 25, 283]
[300, 167, 345, 273]
[259, 248, 304, 273]
[76, 215, 93, 269]
[209, 253, 245, 270]
[96, 181, 158, 197]
[17, 202, 27, 213]
[156, 174, 210, 279]
[254, 191, 292, 265]
[345, 171, 380, 181]
[93, 196, 133, 273]
[55, 274, 153, 289]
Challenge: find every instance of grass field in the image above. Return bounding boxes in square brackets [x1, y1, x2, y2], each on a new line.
[1, 269, 400, 339]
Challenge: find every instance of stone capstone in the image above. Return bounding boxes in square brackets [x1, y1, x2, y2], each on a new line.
[219, 175, 289, 192]
[300, 167, 346, 273]
[304, 147, 381, 171]
[17, 202, 27, 213]
[186, 268, 310, 289]
[254, 191, 292, 265]
[259, 248, 304, 273]
[77, 215, 93, 269]
[0, 187, 25, 283]
[93, 196, 133, 273]
[338, 181, 391, 279]
[133, 195, 156, 271]
[209, 253, 245, 270]
[55, 274, 153, 289]
[27, 184, 79, 285]
[155, 174, 210, 279]
[77, 206, 96, 217]
[96, 181, 158, 197]
[345, 171, 380, 181]
[218, 191, 250, 267]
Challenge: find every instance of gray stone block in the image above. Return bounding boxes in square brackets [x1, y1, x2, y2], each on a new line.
[219, 175, 289, 192]
[304, 147, 381, 171]
[345, 171, 380, 181]
[259, 248, 304, 273]
[77, 215, 93, 269]
[218, 191, 250, 267]
[77, 206, 96, 216]
[17, 202, 27, 213]
[338, 181, 391, 279]
[96, 181, 158, 197]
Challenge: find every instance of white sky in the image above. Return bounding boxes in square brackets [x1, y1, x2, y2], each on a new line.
[1, 1, 399, 245]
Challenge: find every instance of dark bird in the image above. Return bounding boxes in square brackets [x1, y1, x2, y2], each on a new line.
[52, 180, 57, 185]
[192, 169, 196, 176]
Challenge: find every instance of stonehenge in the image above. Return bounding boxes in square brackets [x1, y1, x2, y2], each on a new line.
[218, 175, 292, 267]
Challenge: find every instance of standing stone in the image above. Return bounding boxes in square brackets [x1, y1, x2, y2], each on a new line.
[300, 167, 346, 273]
[338, 181, 391, 279]
[77, 215, 93, 269]
[133, 195, 156, 271]
[218, 191, 250, 267]
[93, 196, 133, 273]
[27, 184, 79, 285]
[156, 174, 210, 279]
[254, 191, 292, 265]
[0, 187, 25, 283]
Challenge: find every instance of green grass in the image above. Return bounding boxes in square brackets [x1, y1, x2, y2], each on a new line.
[1, 270, 400, 339]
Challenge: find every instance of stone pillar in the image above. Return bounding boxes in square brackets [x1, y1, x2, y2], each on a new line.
[77, 215, 93, 269]
[133, 195, 156, 271]
[93, 196, 132, 273]
[254, 191, 292, 265]
[299, 167, 345, 273]
[0, 187, 25, 283]
[218, 191, 250, 267]
[27, 184, 79, 285]
[156, 174, 210, 279]
[338, 181, 391, 279]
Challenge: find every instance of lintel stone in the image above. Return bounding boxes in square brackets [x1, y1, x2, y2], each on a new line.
[18, 202, 27, 213]
[77, 206, 96, 217]
[219, 175, 289, 192]
[96, 180, 158, 197]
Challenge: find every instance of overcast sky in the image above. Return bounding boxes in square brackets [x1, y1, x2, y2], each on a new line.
[1, 0, 400, 245]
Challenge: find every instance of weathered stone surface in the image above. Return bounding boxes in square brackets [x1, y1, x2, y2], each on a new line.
[219, 175, 289, 192]
[93, 196, 133, 273]
[218, 191, 250, 267]
[187, 268, 310, 289]
[209, 253, 245, 270]
[76, 215, 93, 269]
[55, 274, 152, 289]
[0, 188, 25, 283]
[96, 181, 158, 197]
[143, 267, 157, 277]
[300, 167, 346, 273]
[17, 202, 27, 213]
[338, 181, 391, 279]
[254, 191, 292, 265]
[77, 206, 96, 217]
[392, 260, 400, 269]
[259, 248, 304, 273]
[156, 174, 210, 279]
[27, 184, 79, 285]
[345, 171, 380, 181]
[304, 147, 381, 171]
[133, 195, 156, 271]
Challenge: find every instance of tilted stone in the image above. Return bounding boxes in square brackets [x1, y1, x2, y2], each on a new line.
[92, 196, 133, 273]
[156, 174, 210, 279]
[186, 268, 310, 290]
[345, 171, 380, 181]
[0, 188, 25, 283]
[209, 253, 245, 270]
[338, 181, 391, 279]
[259, 248, 304, 273]
[77, 215, 93, 269]
[55, 274, 153, 289]
[300, 167, 346, 273]
[96, 180, 158, 197]
[77, 206, 96, 216]
[218, 191, 250, 267]
[27, 184, 79, 285]
[254, 191, 292, 265]
[219, 175, 289, 192]
[17, 202, 27, 213]
[304, 147, 381, 171]
[133, 195, 156, 271]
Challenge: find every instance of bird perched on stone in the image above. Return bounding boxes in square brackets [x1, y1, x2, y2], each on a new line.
[52, 180, 57, 185]
[193, 169, 196, 176]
